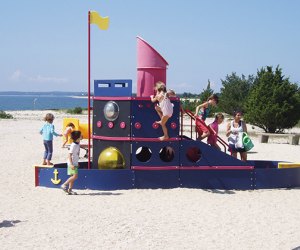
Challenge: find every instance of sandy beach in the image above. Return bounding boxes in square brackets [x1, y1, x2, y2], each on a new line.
[0, 110, 299, 250]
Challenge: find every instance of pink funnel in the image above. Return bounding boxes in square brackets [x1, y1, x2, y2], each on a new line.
[136, 36, 168, 97]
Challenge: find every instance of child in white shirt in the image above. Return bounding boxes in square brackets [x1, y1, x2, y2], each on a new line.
[61, 131, 81, 195]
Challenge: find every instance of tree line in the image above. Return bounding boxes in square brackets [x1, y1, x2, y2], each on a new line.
[180, 65, 300, 133]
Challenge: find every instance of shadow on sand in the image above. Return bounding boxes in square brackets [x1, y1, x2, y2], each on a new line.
[78, 191, 123, 196]
[203, 189, 236, 194]
[247, 151, 258, 154]
[0, 220, 22, 228]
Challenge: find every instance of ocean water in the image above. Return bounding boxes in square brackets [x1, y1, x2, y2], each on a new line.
[0, 93, 91, 111]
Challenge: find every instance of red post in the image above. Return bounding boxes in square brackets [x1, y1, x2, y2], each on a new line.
[87, 11, 91, 170]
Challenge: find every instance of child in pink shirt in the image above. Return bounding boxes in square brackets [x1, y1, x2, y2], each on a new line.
[207, 113, 224, 150]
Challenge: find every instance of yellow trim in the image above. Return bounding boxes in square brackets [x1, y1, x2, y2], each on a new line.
[33, 164, 54, 168]
[278, 162, 300, 169]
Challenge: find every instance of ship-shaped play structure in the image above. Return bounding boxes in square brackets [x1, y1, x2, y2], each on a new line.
[34, 37, 300, 190]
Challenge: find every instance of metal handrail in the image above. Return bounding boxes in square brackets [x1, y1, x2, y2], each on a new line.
[181, 108, 229, 153]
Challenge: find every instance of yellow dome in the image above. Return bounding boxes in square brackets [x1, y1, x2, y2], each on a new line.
[98, 147, 126, 169]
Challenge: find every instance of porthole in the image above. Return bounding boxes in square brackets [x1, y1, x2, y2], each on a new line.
[186, 147, 201, 163]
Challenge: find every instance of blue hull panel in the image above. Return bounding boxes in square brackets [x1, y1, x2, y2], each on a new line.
[179, 169, 254, 190]
[255, 168, 300, 189]
[36, 164, 300, 190]
[37, 168, 134, 190]
[134, 170, 179, 189]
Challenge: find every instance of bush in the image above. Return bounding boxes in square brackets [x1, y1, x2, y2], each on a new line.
[245, 66, 300, 133]
[219, 73, 254, 115]
[181, 99, 201, 113]
[66, 107, 83, 114]
[0, 110, 13, 119]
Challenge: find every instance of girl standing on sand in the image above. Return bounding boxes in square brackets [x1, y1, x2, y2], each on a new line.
[226, 110, 248, 161]
[40, 113, 62, 165]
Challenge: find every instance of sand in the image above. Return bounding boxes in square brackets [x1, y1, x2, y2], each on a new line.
[0, 110, 299, 250]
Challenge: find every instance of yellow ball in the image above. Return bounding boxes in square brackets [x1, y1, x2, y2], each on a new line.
[98, 147, 126, 169]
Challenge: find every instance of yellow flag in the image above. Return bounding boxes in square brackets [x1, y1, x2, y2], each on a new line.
[90, 11, 109, 30]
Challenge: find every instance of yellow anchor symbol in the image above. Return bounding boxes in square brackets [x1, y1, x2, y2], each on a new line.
[51, 169, 61, 185]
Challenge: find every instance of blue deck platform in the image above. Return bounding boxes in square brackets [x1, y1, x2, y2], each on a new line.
[35, 160, 300, 190]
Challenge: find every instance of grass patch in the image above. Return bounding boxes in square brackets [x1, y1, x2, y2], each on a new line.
[0, 110, 13, 119]
[66, 107, 83, 114]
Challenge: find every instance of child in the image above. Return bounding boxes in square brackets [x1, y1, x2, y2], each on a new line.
[226, 111, 248, 161]
[167, 89, 176, 98]
[62, 122, 75, 148]
[39, 113, 62, 165]
[194, 94, 219, 140]
[150, 81, 174, 141]
[61, 130, 81, 195]
[207, 113, 224, 150]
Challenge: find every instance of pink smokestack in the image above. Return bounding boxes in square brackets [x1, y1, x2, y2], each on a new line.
[136, 36, 169, 97]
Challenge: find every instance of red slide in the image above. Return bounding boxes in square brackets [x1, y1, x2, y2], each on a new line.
[183, 108, 229, 152]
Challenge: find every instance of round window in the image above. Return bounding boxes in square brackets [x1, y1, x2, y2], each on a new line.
[135, 146, 152, 162]
[103, 101, 119, 121]
[98, 147, 125, 169]
[159, 146, 175, 162]
[186, 147, 201, 163]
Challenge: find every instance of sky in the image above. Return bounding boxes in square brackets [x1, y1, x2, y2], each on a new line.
[0, 0, 299, 93]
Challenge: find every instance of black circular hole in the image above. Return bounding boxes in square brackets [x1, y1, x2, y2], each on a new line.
[159, 146, 175, 162]
[135, 146, 152, 162]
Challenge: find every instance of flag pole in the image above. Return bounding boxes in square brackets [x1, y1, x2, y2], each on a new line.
[87, 11, 91, 170]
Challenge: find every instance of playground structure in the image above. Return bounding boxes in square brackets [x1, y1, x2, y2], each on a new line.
[62, 118, 91, 144]
[34, 36, 300, 190]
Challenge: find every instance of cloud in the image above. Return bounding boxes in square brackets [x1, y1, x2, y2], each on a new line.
[176, 82, 190, 89]
[176, 82, 199, 93]
[209, 80, 216, 88]
[9, 70, 22, 81]
[28, 75, 68, 83]
[9, 70, 69, 84]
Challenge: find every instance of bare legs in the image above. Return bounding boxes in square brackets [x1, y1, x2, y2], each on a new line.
[231, 151, 247, 161]
[240, 152, 247, 161]
[62, 136, 68, 148]
[155, 106, 170, 141]
[61, 174, 78, 192]
[155, 106, 163, 119]
[156, 116, 170, 141]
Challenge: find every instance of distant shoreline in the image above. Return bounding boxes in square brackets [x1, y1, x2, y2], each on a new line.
[0, 94, 90, 111]
[0, 91, 88, 95]
[68, 96, 88, 99]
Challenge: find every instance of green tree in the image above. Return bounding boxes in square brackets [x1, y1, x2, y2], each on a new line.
[199, 80, 213, 103]
[219, 73, 254, 115]
[244, 66, 300, 133]
[180, 92, 200, 99]
[181, 99, 200, 111]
